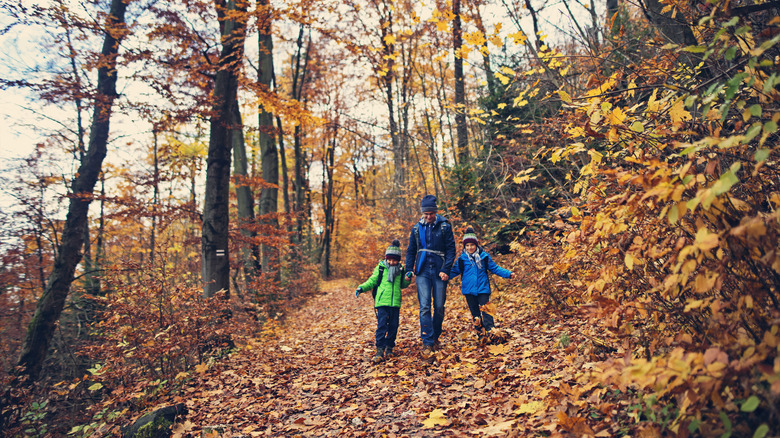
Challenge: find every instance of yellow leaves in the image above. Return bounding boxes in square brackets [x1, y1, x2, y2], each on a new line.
[487, 344, 511, 355]
[669, 99, 692, 127]
[195, 362, 209, 373]
[495, 72, 511, 85]
[558, 90, 572, 104]
[608, 107, 627, 125]
[624, 253, 641, 271]
[383, 34, 396, 46]
[463, 30, 486, 48]
[508, 31, 527, 46]
[421, 408, 450, 428]
[514, 400, 545, 415]
[694, 227, 719, 252]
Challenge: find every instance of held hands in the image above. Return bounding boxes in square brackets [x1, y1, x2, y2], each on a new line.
[439, 272, 449, 281]
[355, 287, 362, 298]
[405, 271, 414, 279]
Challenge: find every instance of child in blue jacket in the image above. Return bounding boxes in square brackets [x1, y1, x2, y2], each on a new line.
[355, 240, 412, 363]
[449, 228, 514, 340]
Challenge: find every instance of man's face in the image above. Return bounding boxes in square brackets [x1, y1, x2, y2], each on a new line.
[386, 258, 399, 266]
[465, 243, 477, 254]
[422, 211, 437, 224]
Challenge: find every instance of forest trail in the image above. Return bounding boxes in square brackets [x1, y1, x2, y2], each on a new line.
[173, 278, 618, 437]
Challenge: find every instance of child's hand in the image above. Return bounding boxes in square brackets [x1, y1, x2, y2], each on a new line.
[510, 272, 515, 279]
[355, 287, 362, 298]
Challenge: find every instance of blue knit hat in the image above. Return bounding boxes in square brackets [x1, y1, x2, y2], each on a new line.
[420, 195, 438, 212]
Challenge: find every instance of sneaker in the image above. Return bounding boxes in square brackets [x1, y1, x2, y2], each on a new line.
[372, 348, 385, 364]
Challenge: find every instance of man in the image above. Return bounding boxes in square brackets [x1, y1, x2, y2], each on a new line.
[405, 195, 456, 363]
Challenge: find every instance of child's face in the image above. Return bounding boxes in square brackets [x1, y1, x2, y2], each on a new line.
[465, 243, 477, 254]
[386, 258, 399, 266]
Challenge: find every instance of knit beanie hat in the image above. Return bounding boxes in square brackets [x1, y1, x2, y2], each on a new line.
[420, 195, 438, 212]
[385, 239, 402, 260]
[462, 227, 479, 246]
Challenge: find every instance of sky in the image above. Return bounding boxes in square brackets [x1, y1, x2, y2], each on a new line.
[0, 0, 602, 203]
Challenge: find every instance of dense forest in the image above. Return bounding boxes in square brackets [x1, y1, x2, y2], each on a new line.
[0, 0, 778, 436]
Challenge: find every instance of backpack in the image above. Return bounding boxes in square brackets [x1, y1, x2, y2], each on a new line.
[372, 265, 385, 299]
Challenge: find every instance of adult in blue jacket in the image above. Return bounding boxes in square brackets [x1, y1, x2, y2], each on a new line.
[405, 195, 456, 362]
[449, 227, 513, 339]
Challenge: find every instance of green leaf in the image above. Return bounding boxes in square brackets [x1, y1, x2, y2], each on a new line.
[753, 424, 769, 438]
[724, 17, 739, 27]
[744, 123, 762, 143]
[725, 46, 737, 60]
[88, 382, 103, 391]
[755, 149, 769, 162]
[630, 121, 645, 133]
[684, 45, 707, 53]
[719, 411, 732, 438]
[764, 120, 777, 134]
[741, 395, 760, 412]
[711, 163, 740, 195]
[749, 104, 761, 117]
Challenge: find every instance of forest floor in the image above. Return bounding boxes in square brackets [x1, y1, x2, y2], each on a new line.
[169, 278, 632, 437]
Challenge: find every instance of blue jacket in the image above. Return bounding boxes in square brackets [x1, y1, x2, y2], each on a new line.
[405, 214, 456, 276]
[449, 248, 511, 295]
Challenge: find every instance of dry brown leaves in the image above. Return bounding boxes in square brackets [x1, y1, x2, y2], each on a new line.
[173, 278, 629, 437]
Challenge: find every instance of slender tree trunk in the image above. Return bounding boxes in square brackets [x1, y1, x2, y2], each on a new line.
[150, 128, 159, 265]
[453, 0, 469, 164]
[202, 0, 247, 298]
[276, 115, 290, 219]
[16, 0, 127, 381]
[231, 101, 260, 283]
[291, 25, 310, 245]
[257, 0, 279, 278]
[320, 130, 336, 278]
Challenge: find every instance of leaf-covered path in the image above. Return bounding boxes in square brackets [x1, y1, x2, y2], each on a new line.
[174, 279, 622, 437]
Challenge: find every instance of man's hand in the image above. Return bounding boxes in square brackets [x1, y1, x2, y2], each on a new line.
[439, 272, 449, 281]
[355, 288, 362, 298]
[406, 271, 414, 279]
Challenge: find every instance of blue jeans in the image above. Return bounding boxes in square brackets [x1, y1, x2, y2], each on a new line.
[416, 275, 447, 346]
[375, 307, 400, 350]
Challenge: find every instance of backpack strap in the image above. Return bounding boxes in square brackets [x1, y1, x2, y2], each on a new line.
[372, 264, 385, 299]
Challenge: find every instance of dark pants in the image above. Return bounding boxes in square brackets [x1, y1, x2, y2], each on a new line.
[464, 293, 494, 333]
[375, 306, 400, 350]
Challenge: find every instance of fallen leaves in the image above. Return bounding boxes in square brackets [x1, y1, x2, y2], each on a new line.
[421, 408, 450, 428]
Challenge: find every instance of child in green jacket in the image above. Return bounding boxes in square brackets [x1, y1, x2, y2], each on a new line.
[355, 239, 412, 363]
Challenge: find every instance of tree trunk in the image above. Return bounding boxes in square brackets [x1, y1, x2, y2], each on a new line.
[257, 0, 279, 278]
[641, 0, 706, 73]
[202, 0, 247, 298]
[453, 0, 469, 164]
[16, 0, 127, 381]
[231, 101, 260, 283]
[320, 131, 336, 278]
[291, 25, 310, 245]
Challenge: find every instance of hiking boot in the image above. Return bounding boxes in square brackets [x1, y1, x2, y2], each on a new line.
[384, 347, 394, 358]
[372, 348, 385, 364]
[432, 340, 442, 351]
[421, 345, 435, 363]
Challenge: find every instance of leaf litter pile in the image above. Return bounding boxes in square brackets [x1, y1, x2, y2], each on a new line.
[172, 276, 631, 437]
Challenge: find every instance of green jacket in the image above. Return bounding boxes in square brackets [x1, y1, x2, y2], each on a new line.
[359, 260, 411, 308]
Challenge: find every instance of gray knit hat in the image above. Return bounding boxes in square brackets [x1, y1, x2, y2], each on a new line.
[462, 227, 478, 246]
[385, 239, 402, 260]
